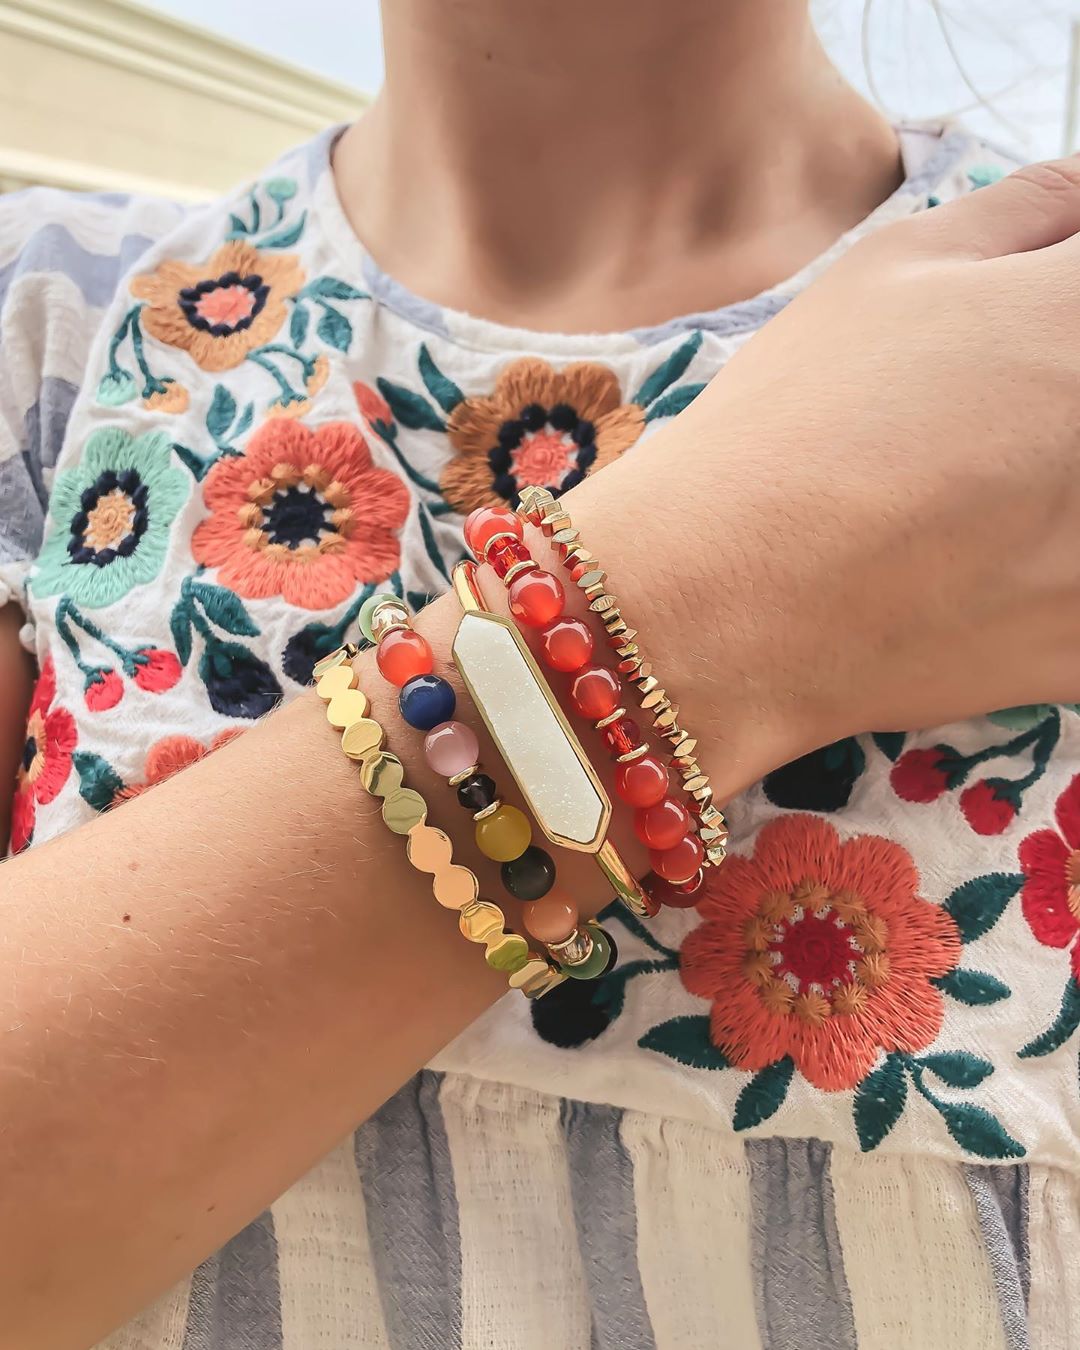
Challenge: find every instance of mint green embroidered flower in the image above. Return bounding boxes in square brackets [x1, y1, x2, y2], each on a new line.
[32, 427, 189, 609]
[265, 177, 297, 203]
[96, 370, 138, 406]
[988, 704, 1080, 731]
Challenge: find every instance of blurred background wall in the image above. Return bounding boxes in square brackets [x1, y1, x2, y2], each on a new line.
[0, 0, 1077, 200]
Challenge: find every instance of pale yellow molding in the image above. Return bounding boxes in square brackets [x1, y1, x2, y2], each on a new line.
[0, 0, 370, 196]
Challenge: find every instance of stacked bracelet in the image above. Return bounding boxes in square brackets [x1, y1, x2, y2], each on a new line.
[312, 645, 565, 999]
[358, 590, 618, 979]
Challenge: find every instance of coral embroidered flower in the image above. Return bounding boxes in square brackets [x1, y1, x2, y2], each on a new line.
[130, 241, 304, 372]
[192, 419, 410, 610]
[681, 815, 960, 1091]
[442, 358, 644, 512]
[116, 730, 241, 803]
[1018, 774, 1080, 980]
[10, 658, 76, 853]
[31, 427, 189, 609]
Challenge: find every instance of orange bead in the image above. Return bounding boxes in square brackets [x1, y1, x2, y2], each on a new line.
[569, 664, 621, 720]
[539, 617, 594, 673]
[615, 754, 669, 808]
[464, 505, 522, 556]
[650, 832, 704, 884]
[523, 888, 580, 944]
[508, 568, 565, 628]
[634, 796, 691, 850]
[376, 628, 434, 687]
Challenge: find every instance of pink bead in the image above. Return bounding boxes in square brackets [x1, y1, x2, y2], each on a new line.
[424, 720, 480, 779]
[523, 888, 580, 944]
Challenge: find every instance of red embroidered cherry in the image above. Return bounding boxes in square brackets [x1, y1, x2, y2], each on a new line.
[960, 779, 1018, 836]
[84, 668, 123, 711]
[133, 649, 183, 694]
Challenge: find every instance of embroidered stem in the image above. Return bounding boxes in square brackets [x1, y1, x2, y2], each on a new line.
[106, 308, 135, 378]
[1009, 709, 1061, 794]
[609, 909, 680, 959]
[128, 307, 168, 397]
[54, 600, 97, 679]
[59, 599, 138, 666]
[371, 423, 442, 495]
[245, 350, 304, 403]
[249, 343, 315, 378]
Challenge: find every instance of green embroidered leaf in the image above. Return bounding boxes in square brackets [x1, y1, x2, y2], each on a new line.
[632, 331, 703, 407]
[871, 732, 906, 761]
[418, 344, 464, 414]
[918, 1051, 994, 1088]
[931, 1098, 1025, 1160]
[306, 277, 366, 301]
[643, 382, 706, 423]
[1018, 978, 1080, 1059]
[207, 385, 237, 443]
[377, 378, 446, 433]
[290, 302, 309, 349]
[73, 750, 124, 812]
[227, 212, 249, 237]
[931, 968, 1011, 1006]
[172, 444, 211, 482]
[853, 1053, 907, 1151]
[638, 1015, 732, 1071]
[943, 872, 1024, 944]
[733, 1057, 794, 1131]
[316, 304, 352, 352]
[169, 600, 194, 666]
[233, 402, 254, 440]
[258, 212, 307, 249]
[417, 503, 451, 585]
[189, 582, 260, 637]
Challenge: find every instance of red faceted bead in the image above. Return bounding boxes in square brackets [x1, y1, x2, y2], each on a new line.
[645, 868, 705, 910]
[602, 716, 643, 757]
[634, 796, 691, 850]
[615, 753, 669, 808]
[487, 536, 533, 579]
[464, 505, 522, 557]
[650, 832, 705, 884]
[569, 664, 621, 720]
[539, 617, 594, 673]
[508, 568, 565, 628]
[376, 628, 434, 687]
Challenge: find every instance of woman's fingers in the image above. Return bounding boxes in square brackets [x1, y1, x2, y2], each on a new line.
[885, 155, 1080, 261]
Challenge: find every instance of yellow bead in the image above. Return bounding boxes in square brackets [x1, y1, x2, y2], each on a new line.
[475, 804, 532, 862]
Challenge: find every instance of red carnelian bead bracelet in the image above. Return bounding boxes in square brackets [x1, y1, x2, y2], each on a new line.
[464, 504, 717, 904]
[361, 588, 617, 980]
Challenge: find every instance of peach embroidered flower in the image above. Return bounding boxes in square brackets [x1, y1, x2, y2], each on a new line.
[116, 730, 241, 803]
[131, 241, 304, 372]
[192, 419, 410, 610]
[441, 357, 644, 512]
[681, 815, 961, 1090]
[10, 658, 76, 853]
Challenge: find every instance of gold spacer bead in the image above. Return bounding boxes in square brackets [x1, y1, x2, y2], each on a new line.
[582, 582, 608, 601]
[616, 743, 652, 764]
[677, 758, 701, 779]
[637, 676, 661, 699]
[594, 706, 627, 730]
[576, 568, 607, 591]
[614, 641, 639, 660]
[502, 558, 538, 584]
[544, 512, 572, 534]
[605, 617, 628, 638]
[698, 803, 726, 828]
[683, 773, 710, 795]
[630, 661, 653, 684]
[448, 763, 481, 787]
[482, 530, 521, 552]
[653, 706, 681, 732]
[473, 799, 502, 822]
[563, 547, 594, 568]
[671, 732, 697, 756]
[550, 527, 580, 548]
[705, 844, 729, 866]
[690, 783, 713, 804]
[589, 594, 618, 614]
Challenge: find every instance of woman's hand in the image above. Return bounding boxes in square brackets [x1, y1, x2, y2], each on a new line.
[568, 157, 1080, 794]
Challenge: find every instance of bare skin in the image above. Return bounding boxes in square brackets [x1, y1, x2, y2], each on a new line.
[5, 5, 1080, 1348]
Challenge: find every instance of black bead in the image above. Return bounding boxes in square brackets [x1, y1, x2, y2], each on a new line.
[456, 772, 497, 813]
[501, 845, 556, 901]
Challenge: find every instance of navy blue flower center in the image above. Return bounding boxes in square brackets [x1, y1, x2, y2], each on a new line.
[68, 469, 148, 568]
[178, 270, 269, 337]
[262, 485, 335, 549]
[22, 735, 37, 771]
[488, 401, 598, 503]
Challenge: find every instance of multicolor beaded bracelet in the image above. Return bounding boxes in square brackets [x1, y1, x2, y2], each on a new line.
[450, 559, 655, 919]
[464, 504, 711, 899]
[358, 592, 617, 979]
[312, 644, 565, 998]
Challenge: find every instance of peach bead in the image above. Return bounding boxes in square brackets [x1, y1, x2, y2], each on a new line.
[523, 889, 580, 944]
[376, 628, 434, 687]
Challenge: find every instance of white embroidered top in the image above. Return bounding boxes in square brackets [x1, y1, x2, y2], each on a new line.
[1, 122, 1076, 1350]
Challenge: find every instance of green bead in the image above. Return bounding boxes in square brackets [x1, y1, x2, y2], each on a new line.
[359, 591, 402, 643]
[563, 928, 612, 980]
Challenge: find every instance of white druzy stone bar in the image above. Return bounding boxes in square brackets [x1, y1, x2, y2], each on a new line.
[452, 611, 610, 851]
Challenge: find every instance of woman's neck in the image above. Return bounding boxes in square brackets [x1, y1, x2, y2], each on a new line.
[335, 0, 903, 332]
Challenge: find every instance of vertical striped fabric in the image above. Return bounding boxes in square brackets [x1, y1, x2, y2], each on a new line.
[93, 1071, 1075, 1350]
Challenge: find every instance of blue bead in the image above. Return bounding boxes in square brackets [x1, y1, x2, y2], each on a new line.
[399, 674, 456, 731]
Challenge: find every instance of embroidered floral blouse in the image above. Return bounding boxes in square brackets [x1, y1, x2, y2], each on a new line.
[2, 123, 1077, 1350]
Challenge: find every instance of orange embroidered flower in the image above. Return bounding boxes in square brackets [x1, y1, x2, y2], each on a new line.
[131, 241, 304, 372]
[10, 658, 77, 853]
[116, 730, 241, 803]
[681, 815, 961, 1090]
[442, 358, 644, 513]
[192, 419, 410, 610]
[143, 379, 190, 414]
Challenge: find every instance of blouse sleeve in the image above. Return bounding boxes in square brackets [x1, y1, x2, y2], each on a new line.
[0, 185, 184, 615]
